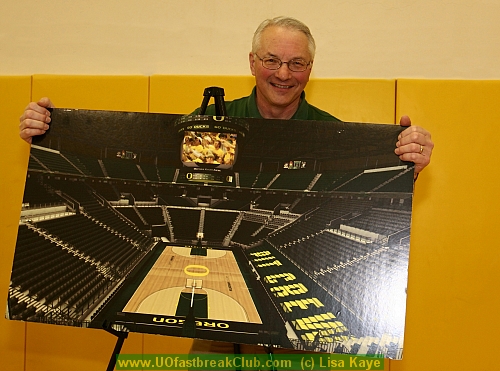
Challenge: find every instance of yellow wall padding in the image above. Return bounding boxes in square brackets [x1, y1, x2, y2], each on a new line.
[150, 75, 396, 125]
[305, 78, 396, 124]
[391, 79, 500, 371]
[0, 75, 32, 371]
[150, 75, 255, 114]
[32, 75, 150, 112]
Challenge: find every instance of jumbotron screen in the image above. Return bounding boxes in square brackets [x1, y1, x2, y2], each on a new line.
[181, 131, 237, 169]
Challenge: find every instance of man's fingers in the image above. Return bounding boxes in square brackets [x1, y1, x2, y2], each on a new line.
[397, 150, 431, 173]
[19, 98, 55, 144]
[395, 142, 431, 157]
[21, 98, 54, 121]
[21, 108, 51, 125]
[25, 101, 49, 115]
[37, 97, 54, 109]
[395, 119, 434, 175]
[397, 125, 432, 146]
[19, 126, 50, 145]
[20, 117, 50, 131]
[399, 115, 411, 127]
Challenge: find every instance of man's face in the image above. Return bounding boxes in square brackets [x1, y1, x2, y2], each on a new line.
[249, 26, 312, 118]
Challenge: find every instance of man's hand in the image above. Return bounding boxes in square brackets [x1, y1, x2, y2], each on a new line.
[19, 97, 54, 144]
[395, 115, 434, 176]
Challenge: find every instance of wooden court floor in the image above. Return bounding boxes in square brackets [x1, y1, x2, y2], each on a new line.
[123, 246, 262, 323]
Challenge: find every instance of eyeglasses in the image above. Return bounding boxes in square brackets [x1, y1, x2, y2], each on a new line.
[255, 54, 311, 72]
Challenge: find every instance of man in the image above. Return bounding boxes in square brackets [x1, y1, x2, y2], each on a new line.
[191, 17, 336, 123]
[18, 15, 433, 356]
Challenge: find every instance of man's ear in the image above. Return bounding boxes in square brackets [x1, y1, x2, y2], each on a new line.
[249, 52, 256, 76]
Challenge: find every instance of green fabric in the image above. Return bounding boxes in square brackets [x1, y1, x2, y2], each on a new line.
[191, 87, 340, 121]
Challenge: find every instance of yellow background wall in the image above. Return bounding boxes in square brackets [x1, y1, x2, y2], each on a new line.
[393, 80, 500, 371]
[0, 76, 31, 371]
[1, 75, 500, 371]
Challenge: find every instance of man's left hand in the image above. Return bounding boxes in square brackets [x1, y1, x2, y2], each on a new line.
[395, 115, 434, 176]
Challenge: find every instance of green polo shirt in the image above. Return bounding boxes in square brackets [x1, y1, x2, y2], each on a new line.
[191, 87, 340, 121]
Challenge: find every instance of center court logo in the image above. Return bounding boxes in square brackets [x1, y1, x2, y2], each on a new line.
[152, 316, 230, 329]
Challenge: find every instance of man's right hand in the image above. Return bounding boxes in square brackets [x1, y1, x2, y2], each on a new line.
[19, 97, 54, 144]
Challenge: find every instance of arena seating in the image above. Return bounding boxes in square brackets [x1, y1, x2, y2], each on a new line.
[30, 147, 83, 175]
[115, 207, 148, 229]
[238, 171, 259, 188]
[166, 207, 201, 242]
[310, 171, 348, 191]
[203, 210, 239, 243]
[70, 153, 106, 177]
[244, 239, 406, 355]
[88, 181, 121, 201]
[10, 225, 115, 320]
[253, 172, 277, 188]
[11, 142, 411, 359]
[268, 171, 317, 190]
[157, 166, 177, 182]
[22, 175, 63, 207]
[347, 208, 411, 236]
[101, 158, 145, 181]
[140, 163, 160, 181]
[116, 183, 156, 202]
[334, 169, 402, 192]
[135, 206, 165, 226]
[62, 153, 93, 176]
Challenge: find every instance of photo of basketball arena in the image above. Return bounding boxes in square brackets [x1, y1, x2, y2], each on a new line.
[7, 108, 414, 359]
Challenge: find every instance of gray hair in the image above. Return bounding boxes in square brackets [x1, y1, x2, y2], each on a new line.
[251, 16, 316, 59]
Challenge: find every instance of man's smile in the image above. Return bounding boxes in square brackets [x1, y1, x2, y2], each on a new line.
[270, 82, 293, 89]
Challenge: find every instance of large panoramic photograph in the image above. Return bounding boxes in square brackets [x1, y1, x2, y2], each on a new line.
[7, 108, 415, 359]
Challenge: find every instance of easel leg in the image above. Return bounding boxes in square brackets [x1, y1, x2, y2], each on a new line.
[103, 321, 129, 371]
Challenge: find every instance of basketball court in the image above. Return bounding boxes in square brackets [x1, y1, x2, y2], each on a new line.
[123, 246, 262, 323]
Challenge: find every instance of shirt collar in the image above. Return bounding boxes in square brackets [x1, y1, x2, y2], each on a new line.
[248, 87, 308, 120]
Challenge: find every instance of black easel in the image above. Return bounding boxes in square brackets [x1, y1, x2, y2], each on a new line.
[198, 86, 227, 116]
[103, 321, 129, 371]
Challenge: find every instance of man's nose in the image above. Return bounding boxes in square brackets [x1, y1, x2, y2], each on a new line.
[274, 63, 292, 79]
